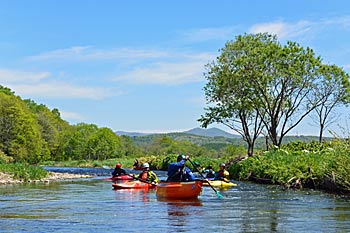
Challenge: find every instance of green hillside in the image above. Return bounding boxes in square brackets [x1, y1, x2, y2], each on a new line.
[131, 132, 329, 152]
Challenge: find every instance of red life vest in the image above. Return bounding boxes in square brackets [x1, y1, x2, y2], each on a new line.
[217, 169, 224, 178]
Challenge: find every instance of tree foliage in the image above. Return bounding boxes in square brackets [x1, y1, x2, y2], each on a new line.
[0, 87, 135, 164]
[199, 33, 349, 156]
[0, 93, 45, 163]
[310, 64, 350, 142]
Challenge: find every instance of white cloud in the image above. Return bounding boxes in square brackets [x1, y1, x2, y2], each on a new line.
[249, 20, 313, 39]
[249, 16, 350, 40]
[0, 68, 50, 83]
[115, 61, 206, 85]
[112, 50, 216, 85]
[60, 110, 85, 121]
[8, 82, 115, 100]
[27, 46, 170, 62]
[0, 67, 120, 100]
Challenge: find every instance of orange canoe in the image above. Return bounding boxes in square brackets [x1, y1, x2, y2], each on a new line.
[112, 180, 156, 190]
[156, 180, 203, 199]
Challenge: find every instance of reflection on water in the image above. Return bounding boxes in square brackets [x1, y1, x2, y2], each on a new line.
[0, 168, 350, 232]
[165, 199, 203, 232]
[113, 188, 152, 203]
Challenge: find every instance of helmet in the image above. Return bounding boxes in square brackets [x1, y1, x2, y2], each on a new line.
[115, 163, 121, 168]
[177, 154, 186, 161]
[207, 165, 213, 169]
[220, 163, 226, 167]
[142, 163, 150, 169]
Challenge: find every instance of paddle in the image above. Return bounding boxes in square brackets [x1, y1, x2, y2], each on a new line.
[188, 158, 223, 198]
[127, 174, 157, 186]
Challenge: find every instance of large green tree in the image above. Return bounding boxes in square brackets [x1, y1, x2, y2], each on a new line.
[0, 93, 46, 163]
[24, 99, 71, 158]
[310, 64, 350, 142]
[199, 33, 273, 156]
[199, 33, 341, 156]
[85, 127, 122, 160]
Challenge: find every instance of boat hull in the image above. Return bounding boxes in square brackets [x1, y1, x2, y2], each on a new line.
[156, 180, 203, 199]
[112, 180, 156, 190]
[203, 180, 237, 187]
[103, 175, 133, 182]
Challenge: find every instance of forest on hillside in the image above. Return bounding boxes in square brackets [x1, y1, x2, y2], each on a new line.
[1, 84, 330, 165]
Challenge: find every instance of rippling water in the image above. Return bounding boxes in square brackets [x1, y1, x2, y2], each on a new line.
[1, 167, 350, 232]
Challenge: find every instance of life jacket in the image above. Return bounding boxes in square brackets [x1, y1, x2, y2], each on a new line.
[217, 169, 225, 178]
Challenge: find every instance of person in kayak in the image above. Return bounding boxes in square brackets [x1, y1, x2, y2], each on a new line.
[205, 165, 216, 179]
[167, 154, 196, 182]
[112, 163, 126, 177]
[216, 163, 230, 182]
[133, 159, 141, 170]
[135, 163, 159, 184]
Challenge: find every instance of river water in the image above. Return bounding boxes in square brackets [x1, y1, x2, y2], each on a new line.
[1, 167, 350, 233]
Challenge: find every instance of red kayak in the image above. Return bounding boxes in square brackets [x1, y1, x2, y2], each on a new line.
[103, 175, 133, 182]
[156, 180, 203, 199]
[112, 180, 157, 190]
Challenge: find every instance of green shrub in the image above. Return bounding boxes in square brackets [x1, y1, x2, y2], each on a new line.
[0, 163, 48, 181]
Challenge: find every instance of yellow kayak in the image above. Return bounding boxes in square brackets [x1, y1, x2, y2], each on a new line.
[203, 180, 237, 187]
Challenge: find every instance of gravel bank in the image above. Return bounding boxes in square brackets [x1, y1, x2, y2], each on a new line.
[0, 172, 93, 184]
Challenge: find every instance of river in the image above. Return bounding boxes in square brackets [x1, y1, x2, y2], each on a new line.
[1, 167, 350, 232]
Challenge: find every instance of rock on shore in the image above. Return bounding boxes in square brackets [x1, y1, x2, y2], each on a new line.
[0, 172, 93, 184]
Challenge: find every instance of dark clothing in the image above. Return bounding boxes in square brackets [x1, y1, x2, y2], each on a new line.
[167, 159, 195, 182]
[206, 169, 216, 179]
[112, 168, 126, 177]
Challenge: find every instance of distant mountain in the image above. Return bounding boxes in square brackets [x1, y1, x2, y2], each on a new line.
[183, 127, 240, 138]
[115, 131, 151, 137]
[116, 127, 239, 139]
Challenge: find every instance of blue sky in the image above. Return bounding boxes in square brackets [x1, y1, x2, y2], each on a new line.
[1, 0, 350, 136]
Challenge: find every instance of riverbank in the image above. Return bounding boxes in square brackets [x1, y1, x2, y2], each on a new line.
[230, 141, 350, 194]
[0, 171, 93, 185]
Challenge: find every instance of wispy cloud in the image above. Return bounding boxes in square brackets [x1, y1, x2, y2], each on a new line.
[27, 46, 170, 62]
[113, 51, 215, 85]
[115, 61, 206, 85]
[8, 82, 114, 100]
[249, 20, 314, 39]
[60, 110, 85, 122]
[0, 67, 120, 100]
[0, 68, 50, 83]
[249, 16, 350, 40]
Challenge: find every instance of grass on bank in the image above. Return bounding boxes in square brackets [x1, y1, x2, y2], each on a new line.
[0, 163, 48, 181]
[230, 140, 350, 193]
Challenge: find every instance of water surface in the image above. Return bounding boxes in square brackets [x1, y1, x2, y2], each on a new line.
[1, 168, 349, 232]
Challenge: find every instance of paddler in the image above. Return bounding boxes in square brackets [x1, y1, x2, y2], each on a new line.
[167, 154, 195, 182]
[216, 163, 230, 182]
[112, 163, 126, 177]
[135, 163, 159, 184]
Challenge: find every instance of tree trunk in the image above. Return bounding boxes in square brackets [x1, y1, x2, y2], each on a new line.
[247, 142, 254, 157]
[319, 123, 324, 143]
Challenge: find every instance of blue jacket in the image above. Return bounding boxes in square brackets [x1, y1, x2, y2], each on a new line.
[167, 159, 195, 182]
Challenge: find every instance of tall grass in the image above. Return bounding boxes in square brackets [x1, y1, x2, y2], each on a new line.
[230, 140, 350, 193]
[0, 163, 48, 181]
